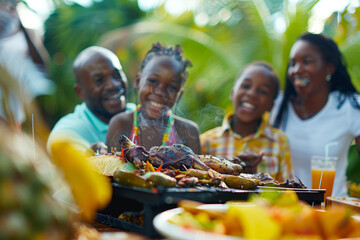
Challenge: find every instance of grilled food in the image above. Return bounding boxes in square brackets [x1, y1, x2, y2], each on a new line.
[198, 154, 245, 175]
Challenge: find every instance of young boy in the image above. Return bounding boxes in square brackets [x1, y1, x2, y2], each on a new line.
[201, 61, 293, 181]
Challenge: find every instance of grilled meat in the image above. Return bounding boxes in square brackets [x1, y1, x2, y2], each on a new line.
[278, 179, 307, 189]
[198, 155, 246, 175]
[116, 134, 261, 190]
[118, 134, 149, 168]
[227, 157, 247, 170]
[148, 144, 210, 171]
[177, 176, 199, 187]
[239, 173, 307, 189]
[119, 134, 210, 171]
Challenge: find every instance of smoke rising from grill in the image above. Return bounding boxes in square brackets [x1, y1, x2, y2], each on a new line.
[196, 104, 226, 133]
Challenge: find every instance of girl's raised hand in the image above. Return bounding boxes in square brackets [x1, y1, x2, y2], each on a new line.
[238, 150, 264, 174]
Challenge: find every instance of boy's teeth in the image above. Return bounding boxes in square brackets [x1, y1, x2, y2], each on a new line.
[242, 102, 255, 109]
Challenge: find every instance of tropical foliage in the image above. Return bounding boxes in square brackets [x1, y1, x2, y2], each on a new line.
[328, 6, 360, 91]
[40, 0, 360, 132]
[39, 0, 143, 127]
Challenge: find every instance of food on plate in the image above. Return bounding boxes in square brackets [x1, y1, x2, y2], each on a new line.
[222, 175, 258, 190]
[120, 134, 211, 171]
[198, 155, 246, 175]
[241, 173, 307, 189]
[168, 191, 360, 240]
[114, 134, 258, 190]
[114, 170, 152, 188]
[97, 134, 303, 191]
[114, 169, 177, 188]
[184, 168, 213, 180]
[142, 172, 177, 188]
[179, 200, 225, 217]
[88, 155, 126, 176]
[118, 135, 149, 168]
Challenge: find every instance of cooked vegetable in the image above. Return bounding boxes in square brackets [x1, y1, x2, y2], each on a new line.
[143, 172, 176, 187]
[223, 175, 257, 190]
[114, 170, 151, 188]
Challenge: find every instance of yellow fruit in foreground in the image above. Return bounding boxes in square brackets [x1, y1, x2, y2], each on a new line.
[283, 204, 321, 237]
[318, 206, 353, 239]
[88, 155, 126, 176]
[50, 138, 112, 221]
[225, 204, 281, 240]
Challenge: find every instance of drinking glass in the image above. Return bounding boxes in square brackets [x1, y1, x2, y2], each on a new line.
[311, 156, 337, 200]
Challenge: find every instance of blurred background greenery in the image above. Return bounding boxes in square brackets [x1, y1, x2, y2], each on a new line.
[27, 0, 360, 133]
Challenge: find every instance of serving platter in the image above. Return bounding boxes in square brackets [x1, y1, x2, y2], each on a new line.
[153, 205, 242, 240]
[96, 183, 325, 237]
[153, 203, 360, 240]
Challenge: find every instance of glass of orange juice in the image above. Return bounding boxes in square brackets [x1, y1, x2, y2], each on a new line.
[311, 156, 337, 200]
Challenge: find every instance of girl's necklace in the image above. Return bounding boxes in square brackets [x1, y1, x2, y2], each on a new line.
[132, 104, 174, 146]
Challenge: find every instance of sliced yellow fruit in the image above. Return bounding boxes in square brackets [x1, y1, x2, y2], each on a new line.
[50, 137, 112, 221]
[225, 204, 281, 240]
[88, 155, 126, 176]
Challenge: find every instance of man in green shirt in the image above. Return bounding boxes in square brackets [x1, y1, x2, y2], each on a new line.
[47, 46, 135, 154]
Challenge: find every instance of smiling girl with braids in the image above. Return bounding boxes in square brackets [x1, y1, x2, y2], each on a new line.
[107, 43, 201, 153]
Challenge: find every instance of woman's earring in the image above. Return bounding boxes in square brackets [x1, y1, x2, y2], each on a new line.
[326, 74, 332, 82]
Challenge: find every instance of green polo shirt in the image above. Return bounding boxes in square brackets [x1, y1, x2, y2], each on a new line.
[47, 102, 135, 151]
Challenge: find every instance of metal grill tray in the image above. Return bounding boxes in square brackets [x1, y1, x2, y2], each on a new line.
[96, 183, 325, 237]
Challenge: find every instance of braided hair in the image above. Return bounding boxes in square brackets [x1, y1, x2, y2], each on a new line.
[273, 33, 360, 129]
[140, 42, 192, 83]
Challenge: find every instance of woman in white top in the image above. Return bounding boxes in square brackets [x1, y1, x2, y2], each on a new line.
[271, 33, 360, 197]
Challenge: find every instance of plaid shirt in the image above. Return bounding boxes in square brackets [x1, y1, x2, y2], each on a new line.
[200, 112, 293, 181]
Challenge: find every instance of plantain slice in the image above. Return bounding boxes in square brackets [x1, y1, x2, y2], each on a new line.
[185, 168, 212, 180]
[142, 172, 176, 188]
[223, 175, 258, 190]
[114, 169, 151, 188]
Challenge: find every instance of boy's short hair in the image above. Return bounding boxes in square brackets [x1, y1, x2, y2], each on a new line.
[235, 61, 280, 99]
